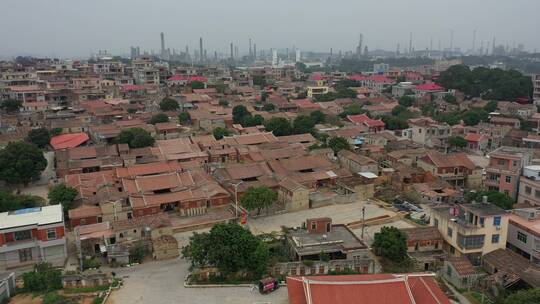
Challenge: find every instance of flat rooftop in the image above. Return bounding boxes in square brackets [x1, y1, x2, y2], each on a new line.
[0, 204, 63, 230]
[288, 225, 367, 256]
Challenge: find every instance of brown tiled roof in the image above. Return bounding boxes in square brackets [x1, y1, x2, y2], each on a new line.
[421, 151, 475, 170]
[401, 226, 442, 242]
[448, 257, 476, 276]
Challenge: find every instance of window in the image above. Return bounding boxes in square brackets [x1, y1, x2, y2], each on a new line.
[462, 277, 468, 285]
[517, 231, 527, 243]
[457, 234, 485, 249]
[505, 176, 511, 183]
[492, 234, 500, 244]
[479, 217, 485, 227]
[18, 248, 32, 262]
[525, 186, 532, 195]
[434, 218, 439, 228]
[14, 230, 32, 241]
[447, 227, 453, 237]
[326, 223, 331, 232]
[47, 229, 56, 240]
[311, 222, 317, 230]
[535, 190, 540, 199]
[493, 216, 501, 226]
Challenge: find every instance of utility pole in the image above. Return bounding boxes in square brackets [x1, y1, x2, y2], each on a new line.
[232, 181, 243, 219]
[361, 206, 366, 240]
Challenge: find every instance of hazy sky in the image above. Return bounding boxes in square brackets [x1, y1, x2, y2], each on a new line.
[1, 0, 540, 58]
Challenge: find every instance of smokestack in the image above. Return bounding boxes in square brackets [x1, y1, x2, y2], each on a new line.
[230, 43, 234, 59]
[253, 43, 257, 60]
[199, 37, 203, 62]
[249, 38, 252, 58]
[160, 32, 165, 54]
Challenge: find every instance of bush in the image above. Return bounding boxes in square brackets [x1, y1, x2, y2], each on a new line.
[149, 113, 169, 125]
[82, 258, 101, 270]
[129, 242, 148, 264]
[159, 98, 179, 111]
[302, 260, 314, 267]
[22, 262, 62, 292]
[42, 292, 72, 304]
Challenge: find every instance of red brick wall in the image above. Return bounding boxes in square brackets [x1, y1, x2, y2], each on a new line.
[306, 218, 332, 234]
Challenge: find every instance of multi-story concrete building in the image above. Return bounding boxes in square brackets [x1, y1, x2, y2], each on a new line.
[518, 165, 540, 207]
[533, 74, 540, 101]
[417, 151, 481, 189]
[485, 147, 532, 199]
[0, 205, 67, 270]
[507, 207, 540, 265]
[408, 118, 451, 151]
[429, 202, 508, 265]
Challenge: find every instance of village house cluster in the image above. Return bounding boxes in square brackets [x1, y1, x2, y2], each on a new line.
[0, 53, 540, 303]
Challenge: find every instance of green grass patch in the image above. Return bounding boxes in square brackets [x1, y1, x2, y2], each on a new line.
[63, 285, 109, 294]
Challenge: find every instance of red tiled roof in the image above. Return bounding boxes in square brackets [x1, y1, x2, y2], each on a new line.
[464, 133, 485, 142]
[310, 74, 324, 81]
[347, 114, 371, 124]
[292, 99, 321, 109]
[367, 75, 395, 84]
[168, 75, 208, 83]
[415, 83, 444, 91]
[448, 257, 476, 276]
[50, 133, 89, 150]
[287, 274, 450, 304]
[348, 74, 367, 81]
[121, 84, 146, 92]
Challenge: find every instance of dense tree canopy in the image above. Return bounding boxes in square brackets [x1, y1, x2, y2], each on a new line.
[398, 96, 415, 107]
[339, 103, 365, 118]
[309, 110, 326, 124]
[0, 99, 22, 113]
[218, 99, 229, 107]
[181, 223, 269, 276]
[381, 115, 409, 130]
[292, 115, 316, 134]
[467, 190, 515, 210]
[264, 117, 293, 136]
[328, 137, 350, 154]
[437, 65, 533, 100]
[448, 136, 467, 149]
[0, 142, 47, 185]
[232, 105, 250, 124]
[0, 188, 44, 213]
[116, 128, 155, 148]
[26, 128, 51, 149]
[262, 103, 275, 111]
[503, 288, 540, 304]
[242, 114, 264, 127]
[373, 226, 407, 262]
[48, 184, 78, 213]
[178, 112, 191, 124]
[240, 186, 277, 215]
[159, 98, 179, 111]
[149, 113, 169, 125]
[212, 127, 231, 140]
[190, 81, 205, 90]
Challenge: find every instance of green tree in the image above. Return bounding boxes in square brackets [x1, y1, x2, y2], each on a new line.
[264, 117, 293, 136]
[159, 98, 179, 111]
[48, 184, 78, 213]
[310, 110, 326, 124]
[328, 137, 350, 154]
[129, 242, 149, 263]
[443, 94, 457, 104]
[292, 115, 316, 134]
[372, 226, 407, 262]
[468, 190, 515, 210]
[0, 188, 43, 212]
[232, 105, 250, 124]
[448, 136, 467, 149]
[503, 288, 540, 304]
[262, 103, 275, 111]
[462, 108, 488, 126]
[434, 113, 461, 125]
[240, 186, 277, 215]
[242, 114, 264, 127]
[42, 292, 72, 304]
[116, 128, 155, 148]
[26, 128, 51, 149]
[381, 115, 408, 130]
[398, 96, 415, 107]
[22, 262, 62, 292]
[218, 99, 229, 107]
[0, 99, 22, 113]
[0, 141, 47, 185]
[181, 223, 269, 276]
[339, 103, 365, 118]
[484, 100, 498, 112]
[213, 127, 231, 140]
[178, 112, 191, 124]
[191, 81, 205, 90]
[51, 128, 63, 136]
[149, 113, 169, 124]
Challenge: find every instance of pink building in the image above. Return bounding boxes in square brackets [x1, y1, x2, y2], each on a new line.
[485, 147, 532, 199]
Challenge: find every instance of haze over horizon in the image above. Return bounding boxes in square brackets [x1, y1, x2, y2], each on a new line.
[1, 0, 540, 58]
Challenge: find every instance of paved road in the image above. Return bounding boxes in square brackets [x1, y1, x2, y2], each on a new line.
[108, 258, 288, 304]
